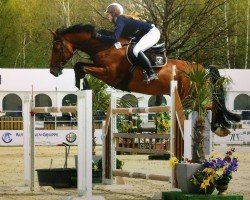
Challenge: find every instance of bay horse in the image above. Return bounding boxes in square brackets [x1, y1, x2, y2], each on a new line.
[49, 24, 241, 136]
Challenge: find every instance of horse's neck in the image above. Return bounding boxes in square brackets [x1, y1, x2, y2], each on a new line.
[68, 34, 128, 57]
[82, 40, 112, 56]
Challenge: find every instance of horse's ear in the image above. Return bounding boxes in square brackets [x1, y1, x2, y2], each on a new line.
[48, 29, 57, 37]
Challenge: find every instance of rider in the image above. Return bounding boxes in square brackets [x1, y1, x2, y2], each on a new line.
[94, 3, 160, 82]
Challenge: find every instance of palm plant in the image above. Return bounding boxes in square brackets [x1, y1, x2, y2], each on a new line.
[184, 64, 229, 163]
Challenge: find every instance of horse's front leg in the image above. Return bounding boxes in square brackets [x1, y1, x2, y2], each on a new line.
[73, 62, 92, 90]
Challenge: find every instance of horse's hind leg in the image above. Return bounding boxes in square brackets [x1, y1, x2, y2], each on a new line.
[73, 62, 90, 90]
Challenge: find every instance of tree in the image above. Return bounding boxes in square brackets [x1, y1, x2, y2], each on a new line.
[184, 65, 229, 163]
[0, 0, 249, 68]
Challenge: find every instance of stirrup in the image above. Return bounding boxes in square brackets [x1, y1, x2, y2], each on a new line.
[143, 71, 158, 83]
[148, 73, 158, 81]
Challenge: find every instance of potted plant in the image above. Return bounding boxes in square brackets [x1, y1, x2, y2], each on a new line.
[171, 148, 238, 194]
[170, 157, 207, 194]
[191, 148, 239, 194]
[173, 65, 229, 194]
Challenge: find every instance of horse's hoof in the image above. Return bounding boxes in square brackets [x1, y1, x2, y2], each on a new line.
[214, 126, 231, 137]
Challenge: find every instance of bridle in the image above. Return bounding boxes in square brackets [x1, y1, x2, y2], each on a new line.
[52, 38, 78, 70]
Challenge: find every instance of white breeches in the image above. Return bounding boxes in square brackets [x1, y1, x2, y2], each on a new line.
[133, 26, 160, 57]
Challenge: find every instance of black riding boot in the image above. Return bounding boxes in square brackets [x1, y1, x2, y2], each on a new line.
[137, 51, 158, 82]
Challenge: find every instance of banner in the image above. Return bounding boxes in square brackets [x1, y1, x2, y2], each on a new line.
[0, 130, 78, 146]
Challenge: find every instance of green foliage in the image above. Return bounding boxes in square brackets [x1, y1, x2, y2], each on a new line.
[87, 76, 110, 113]
[215, 174, 232, 185]
[95, 158, 124, 171]
[184, 65, 212, 119]
[153, 111, 171, 133]
[117, 114, 142, 133]
[184, 65, 230, 163]
[0, 0, 249, 68]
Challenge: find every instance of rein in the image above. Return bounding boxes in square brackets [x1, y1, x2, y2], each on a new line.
[53, 39, 78, 69]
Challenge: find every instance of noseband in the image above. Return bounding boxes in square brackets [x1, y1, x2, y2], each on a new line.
[52, 38, 77, 70]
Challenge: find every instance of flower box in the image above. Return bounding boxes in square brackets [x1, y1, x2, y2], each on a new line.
[36, 168, 76, 188]
[176, 163, 215, 194]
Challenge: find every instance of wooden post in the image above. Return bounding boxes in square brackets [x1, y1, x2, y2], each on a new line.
[170, 66, 178, 188]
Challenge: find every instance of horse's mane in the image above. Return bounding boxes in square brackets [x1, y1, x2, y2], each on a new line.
[55, 23, 114, 36]
[56, 24, 96, 35]
[97, 29, 114, 36]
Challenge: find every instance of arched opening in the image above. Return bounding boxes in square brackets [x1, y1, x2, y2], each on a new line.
[234, 94, 250, 110]
[35, 94, 52, 120]
[148, 95, 167, 120]
[117, 94, 138, 131]
[2, 93, 22, 117]
[119, 94, 138, 108]
[35, 94, 52, 107]
[61, 94, 78, 123]
[62, 94, 77, 106]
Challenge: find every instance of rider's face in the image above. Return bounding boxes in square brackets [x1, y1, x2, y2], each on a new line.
[107, 13, 113, 22]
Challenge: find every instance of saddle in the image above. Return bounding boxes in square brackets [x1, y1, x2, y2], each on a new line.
[126, 43, 167, 67]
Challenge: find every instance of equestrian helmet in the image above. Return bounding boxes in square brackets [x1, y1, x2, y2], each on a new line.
[106, 3, 124, 17]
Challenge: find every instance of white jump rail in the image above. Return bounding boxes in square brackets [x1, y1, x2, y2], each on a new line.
[102, 67, 185, 187]
[112, 106, 170, 115]
[23, 90, 93, 198]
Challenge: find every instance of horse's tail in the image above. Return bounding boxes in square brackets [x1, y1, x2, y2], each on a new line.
[207, 65, 241, 133]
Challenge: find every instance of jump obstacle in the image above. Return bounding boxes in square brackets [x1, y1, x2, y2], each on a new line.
[23, 89, 93, 198]
[102, 66, 190, 187]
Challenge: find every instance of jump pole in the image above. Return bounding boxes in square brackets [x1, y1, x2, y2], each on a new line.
[170, 65, 177, 187]
[23, 90, 93, 198]
[103, 73, 178, 185]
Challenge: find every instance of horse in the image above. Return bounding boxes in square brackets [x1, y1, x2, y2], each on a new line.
[49, 23, 241, 136]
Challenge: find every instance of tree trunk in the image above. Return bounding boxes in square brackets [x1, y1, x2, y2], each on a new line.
[224, 1, 231, 68]
[245, 0, 250, 69]
[22, 34, 26, 68]
[192, 118, 206, 163]
[233, 3, 238, 69]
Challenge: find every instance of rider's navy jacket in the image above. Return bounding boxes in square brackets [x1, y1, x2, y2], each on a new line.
[98, 15, 153, 43]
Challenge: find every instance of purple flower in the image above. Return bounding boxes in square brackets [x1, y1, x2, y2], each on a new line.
[202, 149, 238, 182]
[215, 158, 225, 169]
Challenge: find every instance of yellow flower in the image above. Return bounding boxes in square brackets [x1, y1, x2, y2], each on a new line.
[203, 179, 210, 186]
[209, 152, 221, 158]
[203, 167, 215, 175]
[169, 157, 179, 168]
[199, 179, 211, 191]
[216, 167, 224, 177]
[200, 182, 206, 189]
[207, 174, 214, 182]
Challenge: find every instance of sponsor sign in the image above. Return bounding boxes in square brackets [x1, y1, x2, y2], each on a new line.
[0, 130, 78, 146]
